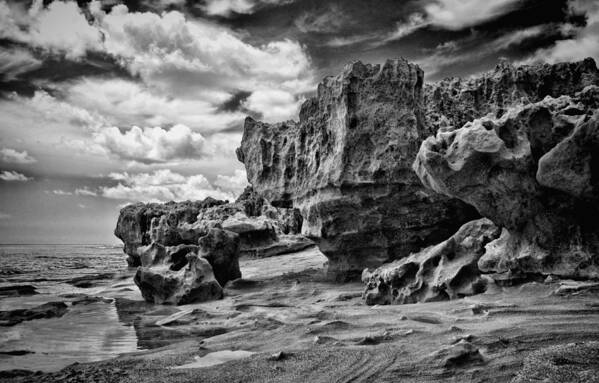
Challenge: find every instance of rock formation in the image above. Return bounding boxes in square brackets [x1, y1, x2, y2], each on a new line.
[362, 218, 501, 305]
[238, 58, 478, 280]
[115, 187, 311, 267]
[415, 82, 599, 281]
[134, 240, 226, 305]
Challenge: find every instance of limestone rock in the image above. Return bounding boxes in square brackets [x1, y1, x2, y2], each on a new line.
[424, 57, 599, 132]
[115, 188, 309, 266]
[197, 228, 242, 287]
[0, 302, 68, 326]
[134, 243, 223, 305]
[362, 218, 501, 305]
[238, 58, 477, 280]
[415, 83, 599, 280]
[114, 198, 225, 266]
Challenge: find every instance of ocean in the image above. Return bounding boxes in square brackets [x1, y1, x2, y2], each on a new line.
[0, 244, 143, 372]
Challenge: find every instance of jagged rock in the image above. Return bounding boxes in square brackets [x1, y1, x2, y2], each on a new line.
[238, 58, 477, 280]
[424, 57, 599, 132]
[362, 219, 501, 305]
[0, 285, 37, 297]
[134, 243, 223, 305]
[0, 302, 68, 326]
[115, 189, 309, 266]
[415, 73, 599, 280]
[115, 198, 225, 266]
[197, 228, 242, 287]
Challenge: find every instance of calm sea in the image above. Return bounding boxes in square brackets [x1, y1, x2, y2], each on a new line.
[0, 244, 143, 372]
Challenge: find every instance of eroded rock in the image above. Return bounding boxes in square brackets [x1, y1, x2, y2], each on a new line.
[238, 58, 477, 280]
[0, 302, 68, 326]
[415, 81, 599, 280]
[362, 218, 501, 305]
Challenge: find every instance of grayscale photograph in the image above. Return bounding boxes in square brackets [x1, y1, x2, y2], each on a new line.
[0, 0, 598, 381]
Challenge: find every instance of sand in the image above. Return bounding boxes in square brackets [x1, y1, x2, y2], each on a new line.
[3, 247, 599, 382]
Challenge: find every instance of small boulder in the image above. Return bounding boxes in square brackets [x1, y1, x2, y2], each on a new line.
[198, 228, 242, 287]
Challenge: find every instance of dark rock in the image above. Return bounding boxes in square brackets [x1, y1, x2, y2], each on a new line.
[0, 285, 37, 297]
[362, 218, 501, 305]
[0, 350, 34, 355]
[197, 228, 242, 287]
[66, 273, 114, 288]
[238, 58, 478, 280]
[0, 302, 68, 326]
[415, 81, 599, 280]
[432, 340, 484, 368]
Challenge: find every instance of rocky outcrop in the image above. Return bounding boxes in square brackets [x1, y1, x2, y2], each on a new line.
[134, 241, 226, 305]
[362, 218, 501, 305]
[424, 57, 599, 132]
[115, 188, 311, 267]
[238, 58, 478, 280]
[415, 84, 599, 280]
[0, 302, 68, 326]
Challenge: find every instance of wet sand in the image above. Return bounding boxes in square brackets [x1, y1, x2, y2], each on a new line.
[3, 247, 599, 382]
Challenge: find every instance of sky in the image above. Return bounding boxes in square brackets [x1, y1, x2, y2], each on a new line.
[0, 0, 598, 244]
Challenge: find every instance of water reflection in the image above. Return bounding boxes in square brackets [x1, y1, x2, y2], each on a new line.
[0, 300, 140, 372]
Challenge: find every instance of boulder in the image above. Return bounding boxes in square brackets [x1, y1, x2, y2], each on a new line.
[134, 243, 223, 305]
[415, 82, 599, 280]
[238, 58, 477, 280]
[362, 219, 501, 305]
[197, 228, 242, 287]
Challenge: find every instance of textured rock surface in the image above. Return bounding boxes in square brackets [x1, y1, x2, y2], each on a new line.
[424, 57, 599, 132]
[238, 58, 477, 280]
[362, 219, 501, 305]
[115, 188, 310, 267]
[134, 242, 224, 305]
[415, 82, 599, 280]
[197, 228, 241, 287]
[0, 302, 68, 326]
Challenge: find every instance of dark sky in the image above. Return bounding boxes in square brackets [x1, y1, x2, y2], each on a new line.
[0, 0, 597, 243]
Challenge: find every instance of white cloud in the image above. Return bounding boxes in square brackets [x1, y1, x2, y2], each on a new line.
[75, 187, 98, 197]
[384, 13, 427, 42]
[213, 169, 248, 197]
[0, 170, 31, 181]
[424, 0, 521, 30]
[0, 47, 42, 81]
[295, 5, 349, 33]
[201, 0, 292, 17]
[0, 148, 36, 164]
[521, 0, 599, 64]
[100, 169, 239, 202]
[51, 189, 73, 196]
[0, 212, 11, 219]
[0, 0, 102, 59]
[244, 89, 301, 122]
[94, 124, 209, 163]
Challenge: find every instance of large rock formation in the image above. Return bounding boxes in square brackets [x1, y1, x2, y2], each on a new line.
[115, 188, 311, 267]
[238, 59, 478, 280]
[415, 84, 599, 280]
[362, 218, 501, 305]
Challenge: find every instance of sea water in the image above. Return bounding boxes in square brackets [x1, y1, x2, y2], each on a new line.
[0, 244, 142, 372]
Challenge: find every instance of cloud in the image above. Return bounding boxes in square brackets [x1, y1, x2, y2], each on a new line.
[0, 0, 102, 59]
[100, 169, 241, 202]
[0, 48, 42, 81]
[201, 0, 292, 17]
[521, 0, 599, 64]
[0, 212, 11, 219]
[323, 34, 376, 47]
[424, 0, 521, 30]
[384, 13, 427, 42]
[243, 89, 301, 122]
[51, 189, 73, 196]
[295, 5, 349, 33]
[94, 124, 209, 163]
[0, 148, 36, 164]
[75, 187, 98, 197]
[213, 169, 248, 197]
[0, 170, 31, 181]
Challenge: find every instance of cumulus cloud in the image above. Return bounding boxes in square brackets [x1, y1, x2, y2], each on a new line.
[522, 0, 599, 64]
[0, 148, 36, 164]
[0, 170, 31, 181]
[51, 189, 73, 196]
[0, 0, 102, 59]
[100, 169, 242, 202]
[0, 47, 42, 81]
[75, 187, 98, 196]
[201, 0, 292, 17]
[213, 169, 248, 197]
[94, 124, 209, 163]
[424, 0, 521, 30]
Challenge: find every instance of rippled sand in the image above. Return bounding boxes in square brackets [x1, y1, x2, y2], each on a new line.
[3, 247, 599, 382]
